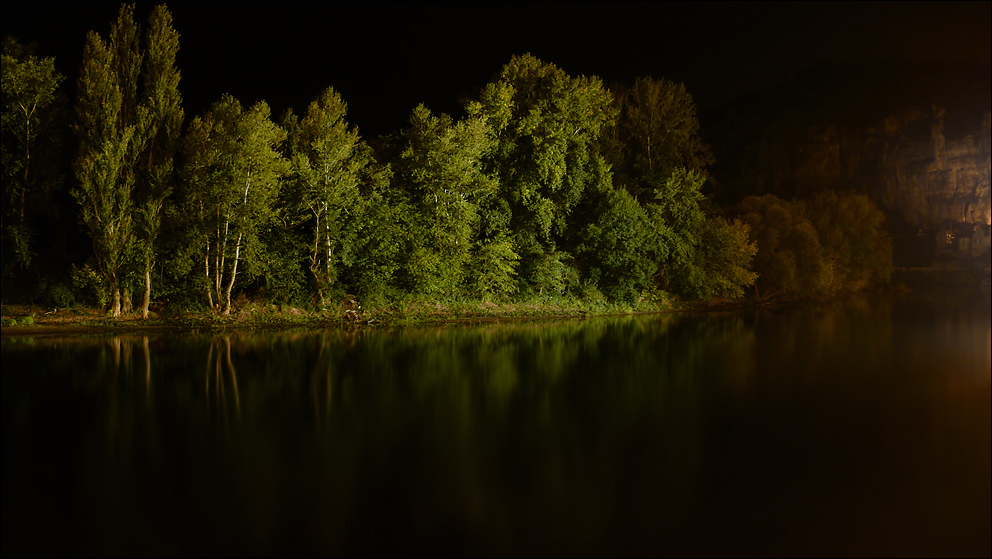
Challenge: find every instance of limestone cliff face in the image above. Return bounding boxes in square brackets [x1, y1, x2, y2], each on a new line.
[711, 71, 992, 262]
[876, 106, 990, 231]
[716, 105, 990, 228]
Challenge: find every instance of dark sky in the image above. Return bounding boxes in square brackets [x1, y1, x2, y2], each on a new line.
[3, 1, 990, 136]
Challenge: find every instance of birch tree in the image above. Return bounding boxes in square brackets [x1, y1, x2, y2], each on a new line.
[182, 95, 288, 314]
[285, 86, 370, 304]
[135, 4, 183, 318]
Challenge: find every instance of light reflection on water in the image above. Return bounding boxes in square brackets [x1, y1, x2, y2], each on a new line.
[2, 289, 989, 556]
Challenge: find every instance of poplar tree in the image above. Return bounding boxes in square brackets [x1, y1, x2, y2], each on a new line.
[72, 4, 151, 316]
[72, 27, 136, 316]
[73, 4, 183, 317]
[136, 4, 183, 318]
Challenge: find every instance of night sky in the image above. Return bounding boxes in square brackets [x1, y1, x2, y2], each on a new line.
[3, 1, 990, 136]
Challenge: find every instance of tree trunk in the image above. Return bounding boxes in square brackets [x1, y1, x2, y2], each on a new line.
[110, 279, 122, 317]
[205, 241, 214, 309]
[223, 232, 243, 315]
[122, 288, 132, 314]
[141, 264, 151, 319]
[217, 213, 228, 307]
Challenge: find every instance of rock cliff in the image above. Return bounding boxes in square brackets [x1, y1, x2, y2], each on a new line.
[709, 63, 991, 263]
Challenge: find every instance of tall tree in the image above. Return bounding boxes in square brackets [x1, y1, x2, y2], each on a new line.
[182, 95, 288, 314]
[602, 76, 713, 200]
[467, 53, 616, 295]
[1, 37, 64, 273]
[71, 28, 136, 316]
[72, 4, 153, 316]
[285, 86, 370, 304]
[135, 4, 183, 318]
[396, 104, 496, 295]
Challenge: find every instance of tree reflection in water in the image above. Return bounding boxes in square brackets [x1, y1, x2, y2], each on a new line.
[1, 290, 989, 556]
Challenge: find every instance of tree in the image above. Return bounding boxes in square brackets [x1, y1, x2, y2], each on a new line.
[731, 194, 831, 300]
[673, 216, 758, 300]
[72, 27, 138, 316]
[285, 86, 370, 304]
[467, 54, 616, 295]
[395, 104, 496, 295]
[645, 168, 706, 294]
[802, 190, 892, 291]
[575, 184, 657, 303]
[135, 4, 183, 318]
[1, 37, 65, 274]
[182, 95, 289, 314]
[72, 4, 163, 316]
[601, 76, 713, 200]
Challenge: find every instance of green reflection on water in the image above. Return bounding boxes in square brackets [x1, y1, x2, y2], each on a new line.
[2, 291, 989, 556]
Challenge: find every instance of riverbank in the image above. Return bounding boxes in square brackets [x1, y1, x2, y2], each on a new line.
[0, 293, 709, 337]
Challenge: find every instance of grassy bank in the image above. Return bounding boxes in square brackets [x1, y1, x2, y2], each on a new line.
[1, 291, 707, 336]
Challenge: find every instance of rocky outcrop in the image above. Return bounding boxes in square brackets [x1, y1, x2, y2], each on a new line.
[709, 63, 991, 263]
[878, 106, 990, 232]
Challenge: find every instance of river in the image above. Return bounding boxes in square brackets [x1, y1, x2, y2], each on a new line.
[2, 288, 989, 556]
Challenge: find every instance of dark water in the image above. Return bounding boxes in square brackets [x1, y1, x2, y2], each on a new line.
[2, 290, 990, 556]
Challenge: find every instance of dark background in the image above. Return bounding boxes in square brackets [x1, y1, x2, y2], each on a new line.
[3, 1, 990, 136]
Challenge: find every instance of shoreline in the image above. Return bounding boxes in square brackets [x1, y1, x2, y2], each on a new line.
[4, 285, 942, 338]
[0, 300, 697, 338]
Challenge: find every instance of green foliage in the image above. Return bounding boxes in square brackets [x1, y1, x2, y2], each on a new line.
[645, 168, 707, 296]
[468, 54, 616, 285]
[181, 94, 290, 313]
[525, 244, 579, 298]
[1, 36, 65, 272]
[468, 234, 521, 299]
[284, 86, 371, 304]
[577, 185, 657, 303]
[673, 216, 758, 300]
[342, 191, 409, 299]
[258, 221, 308, 305]
[391, 104, 498, 296]
[20, 314, 33, 325]
[601, 76, 713, 200]
[71, 262, 109, 309]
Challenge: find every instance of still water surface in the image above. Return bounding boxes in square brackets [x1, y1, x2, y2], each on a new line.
[2, 290, 989, 556]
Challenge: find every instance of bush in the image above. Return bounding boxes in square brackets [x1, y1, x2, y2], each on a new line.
[71, 263, 109, 309]
[468, 235, 520, 299]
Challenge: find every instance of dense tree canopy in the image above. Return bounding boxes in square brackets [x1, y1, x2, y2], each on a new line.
[2, 4, 903, 315]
